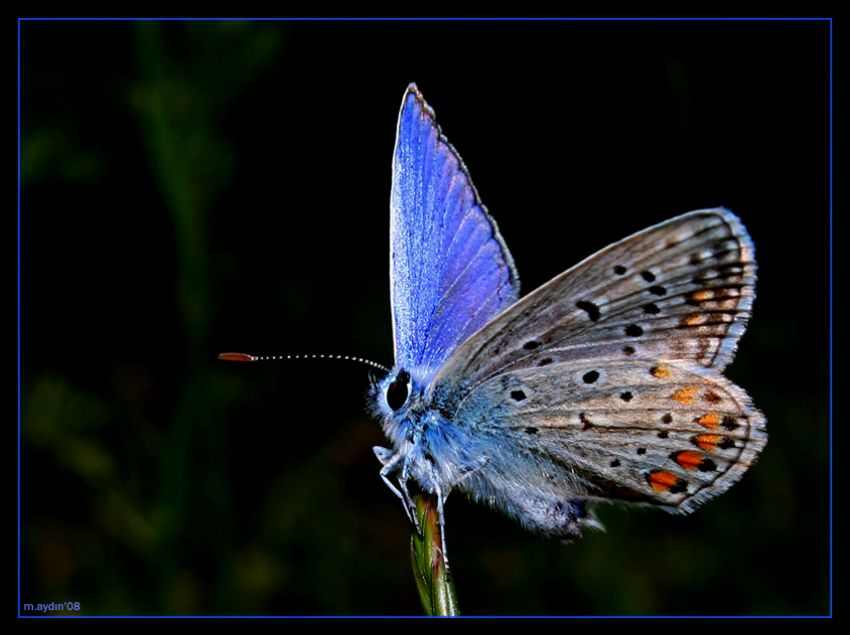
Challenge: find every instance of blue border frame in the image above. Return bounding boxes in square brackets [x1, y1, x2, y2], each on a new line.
[17, 16, 833, 619]
[17, 15, 23, 622]
[14, 17, 833, 20]
[827, 16, 834, 620]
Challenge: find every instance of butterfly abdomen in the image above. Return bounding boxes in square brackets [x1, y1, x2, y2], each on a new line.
[457, 469, 596, 540]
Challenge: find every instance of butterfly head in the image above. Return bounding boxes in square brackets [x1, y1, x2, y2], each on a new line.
[371, 365, 435, 446]
[374, 366, 424, 415]
[384, 368, 411, 411]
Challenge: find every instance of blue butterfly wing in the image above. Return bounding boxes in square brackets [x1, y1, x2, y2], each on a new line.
[391, 84, 519, 377]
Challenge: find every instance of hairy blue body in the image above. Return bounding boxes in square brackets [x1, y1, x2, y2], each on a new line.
[371, 365, 590, 541]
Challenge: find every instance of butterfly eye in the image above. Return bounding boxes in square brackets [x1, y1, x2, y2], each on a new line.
[386, 370, 411, 411]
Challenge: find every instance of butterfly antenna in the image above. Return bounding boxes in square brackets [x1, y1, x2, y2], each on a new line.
[218, 352, 390, 373]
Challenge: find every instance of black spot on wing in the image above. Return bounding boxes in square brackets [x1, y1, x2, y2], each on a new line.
[576, 300, 601, 322]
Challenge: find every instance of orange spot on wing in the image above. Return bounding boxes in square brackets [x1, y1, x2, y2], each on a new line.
[672, 386, 697, 404]
[651, 365, 673, 379]
[673, 450, 704, 470]
[697, 412, 722, 429]
[694, 434, 721, 451]
[690, 289, 714, 302]
[682, 314, 704, 326]
[647, 470, 679, 492]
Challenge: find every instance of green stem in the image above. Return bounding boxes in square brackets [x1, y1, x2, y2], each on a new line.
[410, 494, 460, 616]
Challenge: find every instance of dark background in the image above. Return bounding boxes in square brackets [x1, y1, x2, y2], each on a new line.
[20, 20, 830, 616]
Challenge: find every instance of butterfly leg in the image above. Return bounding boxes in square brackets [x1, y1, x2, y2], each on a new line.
[435, 484, 449, 566]
[398, 453, 422, 535]
[373, 445, 395, 467]
[373, 446, 420, 532]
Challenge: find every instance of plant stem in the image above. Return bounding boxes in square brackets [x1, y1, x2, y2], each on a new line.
[410, 493, 460, 616]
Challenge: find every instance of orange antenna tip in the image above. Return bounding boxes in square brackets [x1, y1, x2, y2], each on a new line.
[218, 352, 255, 362]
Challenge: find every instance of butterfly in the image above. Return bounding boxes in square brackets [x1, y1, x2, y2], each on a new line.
[369, 83, 766, 545]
